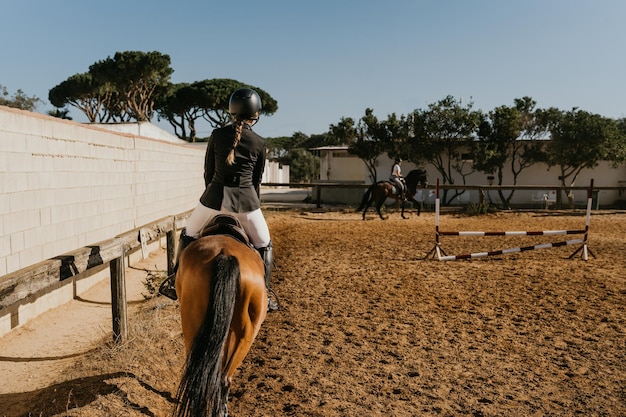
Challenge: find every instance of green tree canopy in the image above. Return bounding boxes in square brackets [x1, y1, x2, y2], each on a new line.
[265, 135, 292, 160]
[89, 51, 173, 122]
[383, 112, 410, 161]
[49, 72, 114, 122]
[329, 109, 387, 182]
[155, 82, 203, 141]
[407, 95, 482, 204]
[614, 117, 626, 162]
[281, 148, 319, 183]
[47, 107, 72, 120]
[327, 109, 410, 183]
[49, 51, 173, 123]
[546, 108, 625, 206]
[1, 84, 43, 111]
[279, 131, 338, 151]
[473, 97, 550, 208]
[156, 78, 278, 142]
[264, 131, 337, 182]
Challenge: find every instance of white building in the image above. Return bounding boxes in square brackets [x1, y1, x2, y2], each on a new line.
[311, 146, 626, 208]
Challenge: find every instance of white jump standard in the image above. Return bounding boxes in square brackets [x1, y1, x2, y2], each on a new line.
[425, 179, 596, 261]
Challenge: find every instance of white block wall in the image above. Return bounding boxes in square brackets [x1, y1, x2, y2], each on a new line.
[0, 106, 205, 276]
[262, 160, 290, 184]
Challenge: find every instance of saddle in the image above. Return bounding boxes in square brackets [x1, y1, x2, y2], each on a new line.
[388, 177, 407, 197]
[199, 214, 255, 250]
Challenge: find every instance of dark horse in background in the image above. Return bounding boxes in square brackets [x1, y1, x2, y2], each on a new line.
[357, 169, 428, 220]
[172, 215, 267, 417]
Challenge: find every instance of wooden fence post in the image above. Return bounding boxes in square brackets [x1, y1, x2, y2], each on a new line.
[110, 246, 128, 343]
[166, 228, 176, 277]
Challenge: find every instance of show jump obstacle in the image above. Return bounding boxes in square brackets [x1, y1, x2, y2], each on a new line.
[425, 179, 595, 261]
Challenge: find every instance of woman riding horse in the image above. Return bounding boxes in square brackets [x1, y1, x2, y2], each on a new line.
[357, 168, 428, 220]
[160, 88, 278, 312]
[390, 158, 406, 198]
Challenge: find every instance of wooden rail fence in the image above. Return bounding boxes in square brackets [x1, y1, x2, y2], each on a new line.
[0, 211, 192, 342]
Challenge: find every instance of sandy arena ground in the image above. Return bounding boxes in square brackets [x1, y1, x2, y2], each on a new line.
[0, 208, 624, 416]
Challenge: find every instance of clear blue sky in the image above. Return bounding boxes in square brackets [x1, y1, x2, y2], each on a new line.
[2, 0, 625, 138]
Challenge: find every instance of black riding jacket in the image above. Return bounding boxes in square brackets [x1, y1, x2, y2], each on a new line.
[199, 124, 266, 213]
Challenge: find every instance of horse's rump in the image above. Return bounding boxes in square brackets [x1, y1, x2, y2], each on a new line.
[173, 232, 267, 417]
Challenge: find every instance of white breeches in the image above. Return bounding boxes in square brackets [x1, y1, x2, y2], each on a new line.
[185, 203, 271, 248]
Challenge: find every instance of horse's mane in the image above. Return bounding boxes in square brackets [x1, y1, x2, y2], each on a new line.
[405, 169, 428, 187]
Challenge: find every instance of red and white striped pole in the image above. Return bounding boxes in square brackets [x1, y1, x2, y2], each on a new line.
[429, 178, 595, 261]
[425, 179, 443, 258]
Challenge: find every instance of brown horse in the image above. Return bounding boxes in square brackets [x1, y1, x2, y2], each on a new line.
[357, 169, 428, 220]
[172, 215, 267, 417]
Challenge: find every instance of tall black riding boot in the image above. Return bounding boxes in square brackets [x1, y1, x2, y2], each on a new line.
[258, 242, 279, 312]
[159, 229, 196, 301]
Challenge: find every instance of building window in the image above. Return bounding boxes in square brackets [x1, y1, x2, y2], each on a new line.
[461, 153, 473, 162]
[332, 152, 351, 158]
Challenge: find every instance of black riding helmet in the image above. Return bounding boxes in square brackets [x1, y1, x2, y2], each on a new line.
[229, 88, 262, 121]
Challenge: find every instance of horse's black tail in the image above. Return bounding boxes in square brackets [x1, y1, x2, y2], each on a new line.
[173, 252, 239, 417]
[357, 183, 375, 211]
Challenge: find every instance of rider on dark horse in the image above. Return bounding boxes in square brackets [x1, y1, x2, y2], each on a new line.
[390, 158, 407, 201]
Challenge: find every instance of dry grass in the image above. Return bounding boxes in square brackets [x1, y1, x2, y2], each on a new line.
[0, 288, 185, 416]
[58, 298, 185, 416]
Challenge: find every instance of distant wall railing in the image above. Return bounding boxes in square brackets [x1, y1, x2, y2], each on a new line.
[262, 182, 626, 209]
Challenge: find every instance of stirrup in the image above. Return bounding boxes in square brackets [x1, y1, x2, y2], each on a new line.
[159, 275, 178, 300]
[267, 287, 280, 312]
[268, 298, 279, 312]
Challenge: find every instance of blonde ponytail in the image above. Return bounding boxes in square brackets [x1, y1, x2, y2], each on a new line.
[226, 113, 259, 165]
[227, 120, 245, 165]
